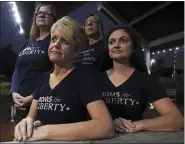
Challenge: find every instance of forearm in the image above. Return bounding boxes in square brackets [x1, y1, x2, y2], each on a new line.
[26, 99, 38, 120]
[139, 113, 184, 131]
[44, 120, 114, 141]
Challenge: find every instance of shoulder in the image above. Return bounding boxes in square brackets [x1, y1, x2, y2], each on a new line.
[134, 71, 163, 91]
[130, 70, 157, 86]
[132, 70, 151, 80]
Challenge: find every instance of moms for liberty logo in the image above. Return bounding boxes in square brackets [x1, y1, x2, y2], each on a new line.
[37, 96, 70, 112]
[102, 92, 140, 106]
[19, 47, 44, 56]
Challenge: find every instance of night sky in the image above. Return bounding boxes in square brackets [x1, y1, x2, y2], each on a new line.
[0, 2, 25, 54]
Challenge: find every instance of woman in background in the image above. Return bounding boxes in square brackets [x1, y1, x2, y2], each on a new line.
[10, 4, 56, 118]
[100, 25, 183, 133]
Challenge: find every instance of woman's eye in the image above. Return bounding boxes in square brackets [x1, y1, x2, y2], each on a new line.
[61, 39, 69, 45]
[121, 39, 128, 43]
[51, 36, 57, 42]
[109, 40, 114, 45]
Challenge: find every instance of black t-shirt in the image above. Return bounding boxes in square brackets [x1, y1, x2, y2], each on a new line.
[33, 65, 102, 125]
[74, 40, 105, 69]
[100, 70, 168, 121]
[15, 35, 52, 96]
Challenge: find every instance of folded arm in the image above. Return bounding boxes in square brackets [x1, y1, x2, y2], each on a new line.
[136, 98, 184, 132]
[30, 100, 114, 141]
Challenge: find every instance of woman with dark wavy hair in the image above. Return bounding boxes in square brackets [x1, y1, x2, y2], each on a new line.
[100, 25, 183, 133]
[10, 4, 56, 118]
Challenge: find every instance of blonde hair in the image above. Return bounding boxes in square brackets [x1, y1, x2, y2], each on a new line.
[30, 4, 56, 40]
[51, 16, 88, 54]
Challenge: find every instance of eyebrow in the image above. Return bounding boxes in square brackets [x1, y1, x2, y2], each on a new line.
[86, 19, 97, 22]
[109, 36, 129, 40]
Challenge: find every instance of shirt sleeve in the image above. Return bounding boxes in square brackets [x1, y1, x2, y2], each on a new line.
[9, 40, 29, 95]
[144, 75, 168, 103]
[10, 71, 20, 94]
[78, 65, 102, 106]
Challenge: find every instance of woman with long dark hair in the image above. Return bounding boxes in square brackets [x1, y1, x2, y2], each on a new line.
[100, 25, 183, 132]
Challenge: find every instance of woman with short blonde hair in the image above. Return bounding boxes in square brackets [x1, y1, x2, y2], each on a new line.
[14, 16, 114, 142]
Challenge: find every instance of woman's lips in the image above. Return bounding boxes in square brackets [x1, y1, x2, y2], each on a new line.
[51, 51, 62, 55]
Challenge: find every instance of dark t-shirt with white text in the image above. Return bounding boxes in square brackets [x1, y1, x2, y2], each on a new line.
[33, 65, 102, 124]
[15, 35, 52, 96]
[74, 40, 105, 69]
[100, 70, 168, 121]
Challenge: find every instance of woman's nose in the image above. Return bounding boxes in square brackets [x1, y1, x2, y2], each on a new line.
[114, 41, 120, 48]
[54, 40, 61, 49]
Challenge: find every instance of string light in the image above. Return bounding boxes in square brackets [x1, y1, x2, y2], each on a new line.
[151, 46, 183, 56]
[9, 2, 24, 35]
[150, 59, 156, 65]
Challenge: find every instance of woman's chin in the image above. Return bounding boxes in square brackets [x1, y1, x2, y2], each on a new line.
[50, 57, 63, 64]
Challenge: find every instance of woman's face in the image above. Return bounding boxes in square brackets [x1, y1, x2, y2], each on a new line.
[35, 6, 54, 28]
[108, 29, 133, 61]
[84, 16, 99, 36]
[48, 28, 75, 65]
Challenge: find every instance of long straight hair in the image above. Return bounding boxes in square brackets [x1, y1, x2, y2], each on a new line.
[101, 25, 148, 73]
[30, 4, 56, 40]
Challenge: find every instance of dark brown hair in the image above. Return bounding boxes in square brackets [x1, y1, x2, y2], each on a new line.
[101, 25, 148, 73]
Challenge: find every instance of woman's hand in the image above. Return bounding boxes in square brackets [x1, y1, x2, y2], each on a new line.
[26, 126, 48, 142]
[114, 117, 136, 133]
[21, 95, 33, 107]
[114, 117, 144, 133]
[14, 117, 42, 141]
[131, 121, 144, 132]
[12, 92, 24, 107]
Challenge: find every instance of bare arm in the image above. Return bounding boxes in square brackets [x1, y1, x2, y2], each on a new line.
[136, 98, 184, 132]
[26, 99, 38, 119]
[39, 100, 114, 141]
